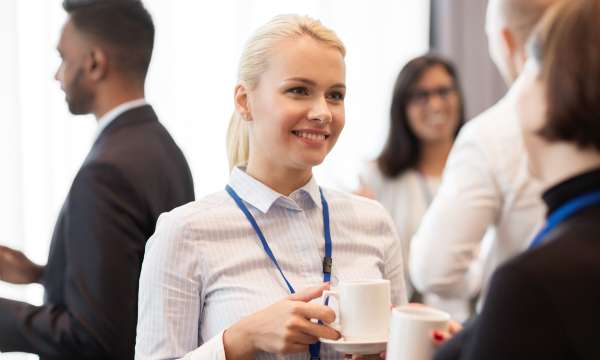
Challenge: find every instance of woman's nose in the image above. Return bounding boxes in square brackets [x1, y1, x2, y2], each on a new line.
[308, 96, 332, 125]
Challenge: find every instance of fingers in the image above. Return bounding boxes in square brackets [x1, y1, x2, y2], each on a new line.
[432, 328, 457, 346]
[286, 283, 336, 324]
[432, 319, 463, 346]
[302, 319, 340, 340]
[432, 330, 447, 345]
[285, 312, 340, 340]
[286, 330, 318, 345]
[284, 284, 341, 341]
[288, 283, 330, 302]
[296, 302, 337, 324]
[448, 320, 463, 334]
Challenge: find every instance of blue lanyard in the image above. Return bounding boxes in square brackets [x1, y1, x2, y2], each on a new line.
[529, 191, 600, 249]
[225, 185, 332, 359]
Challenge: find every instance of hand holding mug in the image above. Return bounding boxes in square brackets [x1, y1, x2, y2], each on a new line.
[433, 319, 462, 345]
[224, 283, 340, 359]
[349, 306, 462, 360]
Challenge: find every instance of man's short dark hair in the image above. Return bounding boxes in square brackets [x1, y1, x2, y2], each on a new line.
[529, 0, 600, 151]
[64, 0, 155, 83]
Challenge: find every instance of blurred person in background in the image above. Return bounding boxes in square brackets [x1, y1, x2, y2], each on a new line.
[356, 54, 470, 321]
[0, 1, 194, 358]
[410, 0, 559, 314]
[436, 0, 600, 357]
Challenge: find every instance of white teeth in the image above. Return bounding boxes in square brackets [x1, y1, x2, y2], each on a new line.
[294, 131, 326, 141]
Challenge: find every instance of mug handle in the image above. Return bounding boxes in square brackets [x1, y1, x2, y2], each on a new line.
[322, 290, 341, 333]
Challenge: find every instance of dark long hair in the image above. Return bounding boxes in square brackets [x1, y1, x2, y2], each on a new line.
[376, 54, 466, 178]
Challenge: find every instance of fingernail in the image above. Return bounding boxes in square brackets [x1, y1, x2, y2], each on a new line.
[433, 331, 444, 341]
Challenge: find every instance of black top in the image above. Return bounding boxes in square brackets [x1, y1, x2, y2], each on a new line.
[435, 168, 600, 360]
[0, 105, 195, 359]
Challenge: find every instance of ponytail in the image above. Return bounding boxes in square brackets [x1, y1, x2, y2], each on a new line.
[226, 112, 250, 170]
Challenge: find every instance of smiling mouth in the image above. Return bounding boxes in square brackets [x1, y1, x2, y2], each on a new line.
[291, 130, 330, 141]
[427, 114, 449, 125]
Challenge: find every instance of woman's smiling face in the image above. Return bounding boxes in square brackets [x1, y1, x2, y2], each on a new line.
[244, 35, 346, 175]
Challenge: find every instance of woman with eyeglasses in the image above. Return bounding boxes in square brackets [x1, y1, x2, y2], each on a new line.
[357, 54, 468, 320]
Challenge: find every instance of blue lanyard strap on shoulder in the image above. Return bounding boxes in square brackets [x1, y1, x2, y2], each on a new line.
[225, 185, 332, 359]
[529, 191, 600, 249]
[321, 188, 332, 284]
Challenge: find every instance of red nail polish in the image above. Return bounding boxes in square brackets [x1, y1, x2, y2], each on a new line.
[433, 331, 444, 341]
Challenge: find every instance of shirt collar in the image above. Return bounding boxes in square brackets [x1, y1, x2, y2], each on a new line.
[228, 167, 322, 214]
[94, 98, 148, 141]
[542, 167, 600, 216]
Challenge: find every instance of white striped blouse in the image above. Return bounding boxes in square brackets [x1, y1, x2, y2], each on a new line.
[135, 167, 407, 360]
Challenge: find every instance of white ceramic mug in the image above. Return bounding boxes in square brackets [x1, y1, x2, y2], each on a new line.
[322, 279, 391, 341]
[386, 305, 450, 360]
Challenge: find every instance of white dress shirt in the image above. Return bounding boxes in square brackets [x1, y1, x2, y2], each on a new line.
[135, 167, 407, 360]
[359, 166, 470, 321]
[409, 94, 545, 307]
[94, 98, 148, 141]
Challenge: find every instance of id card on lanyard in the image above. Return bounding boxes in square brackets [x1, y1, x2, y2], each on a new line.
[529, 191, 600, 249]
[226, 185, 332, 360]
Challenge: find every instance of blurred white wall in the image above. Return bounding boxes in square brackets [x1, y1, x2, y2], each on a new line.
[430, 0, 506, 119]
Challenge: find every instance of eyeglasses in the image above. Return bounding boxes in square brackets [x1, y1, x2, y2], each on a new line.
[409, 85, 457, 106]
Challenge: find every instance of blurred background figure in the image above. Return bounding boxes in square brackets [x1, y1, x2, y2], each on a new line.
[436, 0, 600, 358]
[0, 1, 194, 358]
[356, 54, 469, 321]
[410, 0, 558, 316]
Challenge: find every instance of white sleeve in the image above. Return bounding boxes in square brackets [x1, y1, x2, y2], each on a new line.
[409, 126, 501, 298]
[135, 213, 226, 360]
[182, 331, 226, 360]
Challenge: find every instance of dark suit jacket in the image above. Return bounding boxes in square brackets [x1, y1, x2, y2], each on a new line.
[0, 105, 195, 359]
[435, 169, 600, 360]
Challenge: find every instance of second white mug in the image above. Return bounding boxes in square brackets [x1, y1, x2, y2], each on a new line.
[386, 305, 450, 360]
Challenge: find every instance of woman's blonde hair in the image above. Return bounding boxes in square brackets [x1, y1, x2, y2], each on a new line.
[226, 14, 346, 170]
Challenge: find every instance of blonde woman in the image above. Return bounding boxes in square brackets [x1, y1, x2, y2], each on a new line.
[135, 15, 407, 359]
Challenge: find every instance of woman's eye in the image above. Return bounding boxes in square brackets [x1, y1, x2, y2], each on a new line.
[328, 91, 345, 101]
[288, 87, 309, 96]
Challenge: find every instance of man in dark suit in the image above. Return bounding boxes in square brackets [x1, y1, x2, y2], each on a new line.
[0, 1, 195, 358]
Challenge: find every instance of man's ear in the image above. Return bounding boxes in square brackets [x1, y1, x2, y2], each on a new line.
[500, 28, 516, 59]
[87, 48, 108, 81]
[501, 28, 527, 73]
[234, 83, 252, 122]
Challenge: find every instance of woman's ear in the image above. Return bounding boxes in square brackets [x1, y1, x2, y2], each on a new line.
[234, 83, 252, 122]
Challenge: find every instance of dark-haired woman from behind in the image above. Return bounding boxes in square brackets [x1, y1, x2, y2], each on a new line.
[357, 54, 469, 320]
